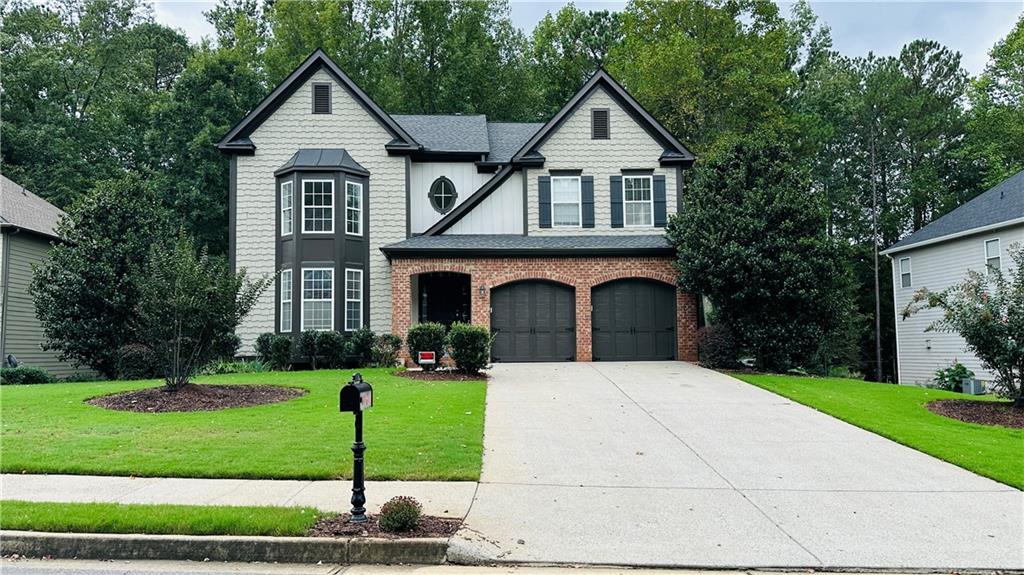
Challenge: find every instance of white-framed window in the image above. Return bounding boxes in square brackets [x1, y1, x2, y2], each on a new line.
[344, 268, 363, 332]
[280, 269, 293, 332]
[551, 176, 581, 227]
[985, 239, 1001, 272]
[301, 268, 334, 331]
[899, 257, 912, 288]
[281, 181, 294, 236]
[346, 181, 362, 236]
[623, 175, 654, 227]
[302, 179, 334, 233]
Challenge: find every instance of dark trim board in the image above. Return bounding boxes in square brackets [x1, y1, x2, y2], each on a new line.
[228, 156, 237, 274]
[422, 165, 516, 235]
[381, 246, 675, 258]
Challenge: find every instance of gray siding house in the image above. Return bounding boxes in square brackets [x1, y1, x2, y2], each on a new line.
[0, 175, 86, 378]
[883, 170, 1023, 386]
[219, 50, 701, 362]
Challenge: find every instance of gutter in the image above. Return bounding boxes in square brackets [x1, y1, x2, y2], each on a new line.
[880, 216, 1024, 256]
[380, 245, 676, 259]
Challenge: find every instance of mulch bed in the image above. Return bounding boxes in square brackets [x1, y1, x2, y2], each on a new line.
[308, 514, 461, 539]
[393, 369, 488, 381]
[925, 399, 1024, 429]
[87, 384, 307, 413]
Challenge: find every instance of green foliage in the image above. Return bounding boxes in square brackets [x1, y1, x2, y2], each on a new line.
[30, 176, 172, 379]
[298, 330, 323, 369]
[132, 232, 270, 391]
[115, 344, 161, 381]
[0, 367, 56, 385]
[667, 132, 855, 372]
[446, 323, 492, 374]
[696, 325, 739, 369]
[377, 496, 422, 533]
[255, 333, 293, 371]
[316, 331, 348, 369]
[62, 372, 106, 383]
[933, 362, 975, 393]
[406, 323, 447, 371]
[904, 246, 1024, 407]
[372, 334, 404, 368]
[200, 360, 268, 376]
[346, 328, 376, 368]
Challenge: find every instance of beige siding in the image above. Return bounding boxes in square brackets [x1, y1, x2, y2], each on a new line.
[892, 224, 1023, 385]
[409, 161, 491, 234]
[0, 232, 86, 378]
[236, 70, 406, 352]
[446, 172, 524, 235]
[526, 87, 676, 235]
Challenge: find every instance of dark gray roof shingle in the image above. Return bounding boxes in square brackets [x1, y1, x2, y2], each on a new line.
[392, 114, 490, 154]
[0, 175, 64, 239]
[275, 148, 369, 176]
[886, 170, 1024, 253]
[382, 234, 673, 257]
[486, 122, 544, 163]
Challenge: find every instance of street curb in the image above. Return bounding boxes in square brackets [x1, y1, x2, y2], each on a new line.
[0, 531, 449, 564]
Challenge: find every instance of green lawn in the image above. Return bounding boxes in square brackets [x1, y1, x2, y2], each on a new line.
[0, 500, 323, 536]
[733, 374, 1023, 489]
[0, 368, 486, 480]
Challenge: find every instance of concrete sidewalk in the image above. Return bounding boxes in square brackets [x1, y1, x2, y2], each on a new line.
[1, 474, 477, 519]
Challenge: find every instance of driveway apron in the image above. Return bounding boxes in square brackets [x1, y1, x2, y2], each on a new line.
[449, 362, 1022, 569]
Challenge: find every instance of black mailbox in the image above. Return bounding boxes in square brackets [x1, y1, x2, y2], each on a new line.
[340, 373, 373, 412]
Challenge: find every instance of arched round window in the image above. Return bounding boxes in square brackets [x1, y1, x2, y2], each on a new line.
[429, 177, 457, 214]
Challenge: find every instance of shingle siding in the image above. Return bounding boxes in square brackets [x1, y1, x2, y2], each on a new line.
[892, 224, 1023, 386]
[235, 70, 405, 352]
[526, 87, 676, 235]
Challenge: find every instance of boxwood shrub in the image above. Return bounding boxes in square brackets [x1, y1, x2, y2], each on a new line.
[0, 366, 56, 385]
[406, 322, 446, 371]
[447, 323, 492, 374]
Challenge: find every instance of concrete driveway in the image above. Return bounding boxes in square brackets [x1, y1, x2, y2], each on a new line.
[449, 362, 1023, 569]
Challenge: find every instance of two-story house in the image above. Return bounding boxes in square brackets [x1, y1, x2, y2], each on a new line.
[218, 50, 698, 362]
[883, 169, 1023, 385]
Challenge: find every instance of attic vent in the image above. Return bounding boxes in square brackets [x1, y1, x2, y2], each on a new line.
[312, 83, 331, 114]
[591, 108, 610, 140]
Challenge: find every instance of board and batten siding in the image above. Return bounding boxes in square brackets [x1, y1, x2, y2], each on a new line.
[445, 172, 524, 235]
[409, 162, 491, 234]
[892, 223, 1023, 386]
[526, 86, 676, 235]
[0, 232, 88, 378]
[235, 70, 406, 352]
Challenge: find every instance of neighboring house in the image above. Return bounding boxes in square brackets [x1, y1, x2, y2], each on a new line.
[219, 50, 698, 363]
[0, 175, 85, 377]
[883, 170, 1023, 386]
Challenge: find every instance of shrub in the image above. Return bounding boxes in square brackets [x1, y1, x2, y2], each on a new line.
[372, 334, 403, 368]
[201, 360, 268, 375]
[317, 331, 348, 369]
[115, 343, 161, 380]
[298, 330, 323, 369]
[447, 323, 491, 374]
[697, 324, 739, 369]
[62, 372, 105, 383]
[210, 333, 241, 362]
[933, 362, 975, 393]
[255, 333, 293, 370]
[0, 366, 56, 385]
[346, 328, 375, 368]
[378, 496, 422, 533]
[406, 322, 446, 371]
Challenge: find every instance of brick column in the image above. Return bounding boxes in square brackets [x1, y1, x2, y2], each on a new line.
[575, 288, 593, 361]
[470, 276, 490, 328]
[677, 291, 699, 362]
[390, 261, 413, 355]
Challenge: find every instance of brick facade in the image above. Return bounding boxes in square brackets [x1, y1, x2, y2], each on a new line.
[390, 256, 698, 363]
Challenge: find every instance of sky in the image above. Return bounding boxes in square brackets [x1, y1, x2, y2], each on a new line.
[152, 0, 1023, 76]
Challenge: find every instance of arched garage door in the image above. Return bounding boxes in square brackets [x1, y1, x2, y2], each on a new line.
[592, 279, 676, 361]
[490, 281, 575, 362]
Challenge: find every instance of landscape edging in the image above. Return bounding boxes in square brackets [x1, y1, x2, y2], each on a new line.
[0, 530, 449, 564]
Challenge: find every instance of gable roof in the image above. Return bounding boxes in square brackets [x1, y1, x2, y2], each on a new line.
[217, 49, 418, 154]
[485, 122, 545, 164]
[0, 175, 64, 240]
[392, 115, 490, 154]
[883, 169, 1024, 255]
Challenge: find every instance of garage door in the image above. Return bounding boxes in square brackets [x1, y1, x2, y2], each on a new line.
[592, 279, 676, 361]
[490, 281, 575, 362]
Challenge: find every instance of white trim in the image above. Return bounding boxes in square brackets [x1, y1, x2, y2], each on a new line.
[892, 258, 902, 385]
[984, 237, 1001, 271]
[301, 179, 335, 234]
[622, 174, 655, 228]
[344, 268, 363, 332]
[301, 267, 334, 332]
[898, 257, 912, 289]
[550, 175, 582, 228]
[881, 217, 1024, 255]
[280, 181, 294, 236]
[345, 181, 363, 237]
[280, 269, 293, 332]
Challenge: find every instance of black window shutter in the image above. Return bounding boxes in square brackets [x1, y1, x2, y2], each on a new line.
[610, 175, 623, 228]
[312, 84, 331, 114]
[653, 175, 667, 227]
[538, 176, 552, 228]
[581, 176, 595, 228]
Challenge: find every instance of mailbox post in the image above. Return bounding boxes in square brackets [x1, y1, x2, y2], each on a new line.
[339, 373, 373, 523]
